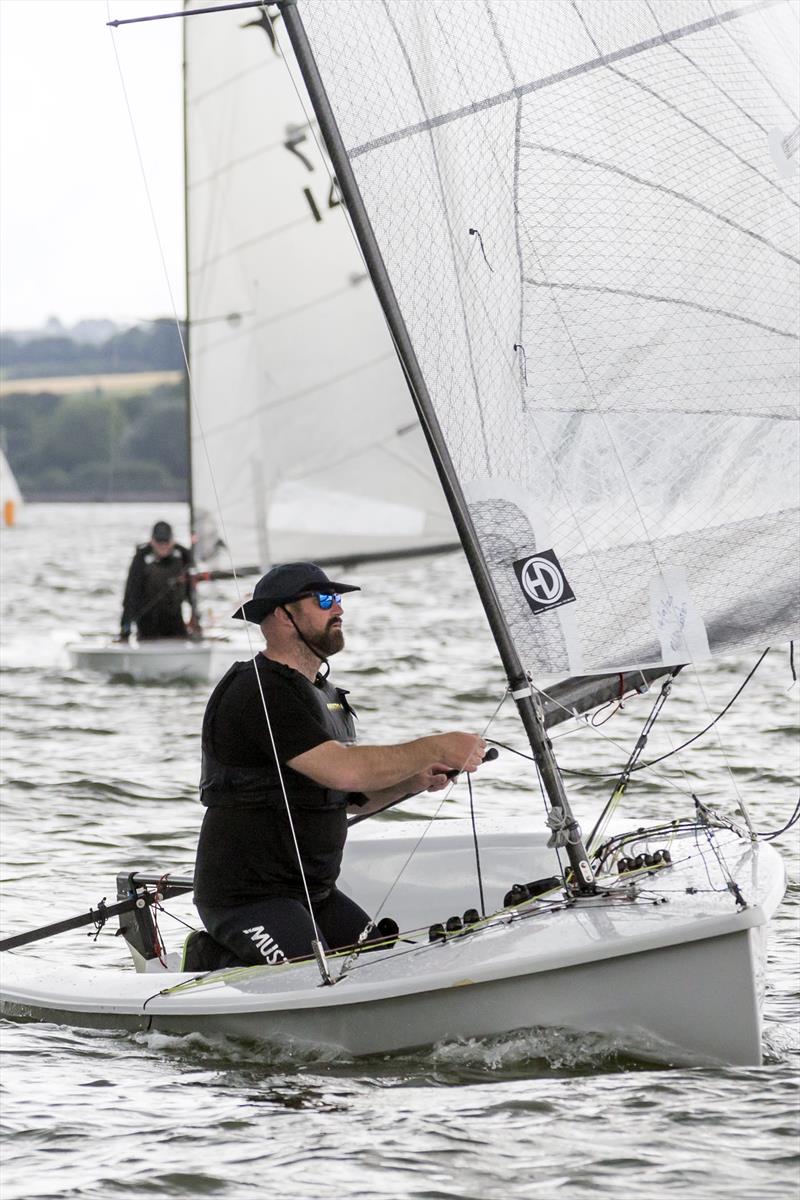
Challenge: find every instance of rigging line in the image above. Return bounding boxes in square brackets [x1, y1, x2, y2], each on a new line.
[342, 687, 511, 958]
[678, 658, 756, 832]
[757, 792, 800, 840]
[587, 670, 681, 852]
[108, 11, 333, 982]
[570, 0, 798, 209]
[523, 276, 796, 341]
[467, 771, 486, 918]
[542, 648, 771, 781]
[519, 142, 799, 267]
[345, 0, 784, 158]
[693, 817, 739, 897]
[709, 0, 800, 122]
[488, 718, 694, 802]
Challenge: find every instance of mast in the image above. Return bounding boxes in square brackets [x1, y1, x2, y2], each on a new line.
[277, 0, 595, 892]
[182, 6, 195, 544]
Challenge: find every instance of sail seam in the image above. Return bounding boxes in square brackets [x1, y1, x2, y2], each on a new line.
[520, 141, 799, 266]
[192, 278, 370, 356]
[709, 0, 800, 121]
[196, 348, 409, 438]
[381, 0, 493, 474]
[643, 0, 769, 138]
[598, 61, 799, 212]
[347, 0, 783, 158]
[188, 215, 309, 273]
[521, 276, 798, 340]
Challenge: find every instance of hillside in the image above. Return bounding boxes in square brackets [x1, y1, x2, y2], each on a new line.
[0, 321, 189, 501]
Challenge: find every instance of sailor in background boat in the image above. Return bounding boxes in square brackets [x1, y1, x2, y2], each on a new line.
[187, 562, 486, 972]
[118, 520, 200, 642]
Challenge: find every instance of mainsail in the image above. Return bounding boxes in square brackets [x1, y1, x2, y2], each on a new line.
[183, 0, 456, 571]
[294, 0, 800, 674]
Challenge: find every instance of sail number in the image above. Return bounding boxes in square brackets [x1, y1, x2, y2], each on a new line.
[284, 127, 342, 224]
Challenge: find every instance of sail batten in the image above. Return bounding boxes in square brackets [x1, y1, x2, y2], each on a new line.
[297, 0, 799, 674]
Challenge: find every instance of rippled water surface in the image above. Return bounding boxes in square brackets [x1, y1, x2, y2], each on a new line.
[1, 504, 798, 1200]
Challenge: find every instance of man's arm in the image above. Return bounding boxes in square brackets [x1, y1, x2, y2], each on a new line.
[181, 546, 201, 631]
[346, 763, 452, 816]
[287, 732, 486, 795]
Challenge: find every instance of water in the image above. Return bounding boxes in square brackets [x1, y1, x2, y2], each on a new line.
[1, 503, 798, 1200]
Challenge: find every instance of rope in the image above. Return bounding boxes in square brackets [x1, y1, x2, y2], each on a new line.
[467, 772, 486, 917]
[334, 687, 509, 980]
[586, 669, 681, 852]
[506, 649, 769, 781]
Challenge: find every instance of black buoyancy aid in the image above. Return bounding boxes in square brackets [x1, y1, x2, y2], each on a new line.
[199, 659, 357, 811]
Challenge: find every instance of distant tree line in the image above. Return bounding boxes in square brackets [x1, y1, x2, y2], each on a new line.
[0, 384, 188, 500]
[0, 319, 185, 379]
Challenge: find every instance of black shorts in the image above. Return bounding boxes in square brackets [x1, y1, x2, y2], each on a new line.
[196, 887, 373, 966]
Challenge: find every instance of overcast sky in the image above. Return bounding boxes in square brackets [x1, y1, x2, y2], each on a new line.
[0, 0, 185, 331]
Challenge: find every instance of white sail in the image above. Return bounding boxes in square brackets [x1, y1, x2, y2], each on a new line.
[183, 0, 456, 570]
[299, 0, 800, 673]
[0, 446, 22, 524]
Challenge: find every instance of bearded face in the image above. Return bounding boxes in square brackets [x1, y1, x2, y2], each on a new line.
[308, 615, 344, 658]
[288, 597, 345, 659]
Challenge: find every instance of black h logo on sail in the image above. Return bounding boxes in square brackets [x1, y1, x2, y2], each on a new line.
[513, 551, 576, 615]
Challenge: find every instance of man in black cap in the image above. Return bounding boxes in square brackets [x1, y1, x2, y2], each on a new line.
[189, 561, 486, 971]
[119, 521, 200, 642]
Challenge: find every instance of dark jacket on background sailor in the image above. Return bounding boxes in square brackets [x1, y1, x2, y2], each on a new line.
[120, 535, 196, 640]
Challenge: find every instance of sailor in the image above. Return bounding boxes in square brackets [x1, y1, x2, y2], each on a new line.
[188, 562, 486, 971]
[119, 520, 200, 642]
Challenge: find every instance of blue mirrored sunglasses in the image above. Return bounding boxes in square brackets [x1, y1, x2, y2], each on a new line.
[298, 591, 341, 609]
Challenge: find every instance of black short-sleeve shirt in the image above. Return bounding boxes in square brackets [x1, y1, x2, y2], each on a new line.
[194, 656, 361, 907]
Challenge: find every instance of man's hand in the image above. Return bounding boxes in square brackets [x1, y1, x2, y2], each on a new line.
[409, 763, 451, 794]
[432, 732, 487, 773]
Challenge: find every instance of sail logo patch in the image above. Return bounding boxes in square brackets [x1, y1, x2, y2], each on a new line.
[513, 551, 576, 614]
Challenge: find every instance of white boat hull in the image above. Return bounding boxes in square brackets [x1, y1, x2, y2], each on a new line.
[66, 638, 220, 682]
[1, 825, 784, 1066]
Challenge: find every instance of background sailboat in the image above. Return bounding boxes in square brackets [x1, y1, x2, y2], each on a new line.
[68, 0, 461, 683]
[0, 444, 23, 528]
[183, 0, 457, 571]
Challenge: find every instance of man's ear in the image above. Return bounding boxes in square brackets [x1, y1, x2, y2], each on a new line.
[266, 606, 291, 633]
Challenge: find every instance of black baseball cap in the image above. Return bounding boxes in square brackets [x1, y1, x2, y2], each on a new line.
[151, 521, 173, 543]
[232, 562, 360, 624]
